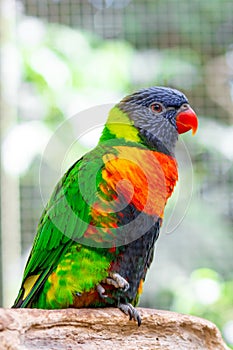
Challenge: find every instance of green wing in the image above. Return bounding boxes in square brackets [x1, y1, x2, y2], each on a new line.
[13, 154, 96, 307]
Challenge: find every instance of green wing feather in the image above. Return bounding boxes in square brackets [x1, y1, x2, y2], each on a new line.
[13, 154, 95, 307]
[13, 139, 139, 308]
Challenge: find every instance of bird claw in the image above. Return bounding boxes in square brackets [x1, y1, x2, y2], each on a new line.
[102, 272, 129, 291]
[97, 284, 107, 299]
[97, 272, 129, 300]
[118, 302, 141, 326]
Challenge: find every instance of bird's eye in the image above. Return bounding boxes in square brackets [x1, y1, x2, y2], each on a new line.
[150, 103, 163, 113]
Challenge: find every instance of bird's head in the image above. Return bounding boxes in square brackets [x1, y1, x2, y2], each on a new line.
[117, 86, 198, 155]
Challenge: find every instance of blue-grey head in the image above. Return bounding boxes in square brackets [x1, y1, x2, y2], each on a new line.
[118, 86, 198, 155]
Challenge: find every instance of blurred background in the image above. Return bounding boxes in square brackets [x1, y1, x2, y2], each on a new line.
[0, 0, 233, 347]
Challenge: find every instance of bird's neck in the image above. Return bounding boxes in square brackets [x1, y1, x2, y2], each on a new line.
[99, 106, 147, 147]
[99, 107, 176, 157]
[136, 123, 177, 157]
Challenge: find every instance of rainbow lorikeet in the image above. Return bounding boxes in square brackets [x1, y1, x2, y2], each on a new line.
[13, 87, 198, 325]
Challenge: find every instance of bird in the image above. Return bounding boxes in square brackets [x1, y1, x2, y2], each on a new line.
[13, 86, 198, 326]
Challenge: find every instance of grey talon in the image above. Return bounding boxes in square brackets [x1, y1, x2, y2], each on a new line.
[97, 284, 107, 298]
[103, 272, 129, 291]
[118, 302, 141, 326]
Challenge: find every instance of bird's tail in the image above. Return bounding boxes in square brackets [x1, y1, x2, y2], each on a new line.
[12, 267, 51, 308]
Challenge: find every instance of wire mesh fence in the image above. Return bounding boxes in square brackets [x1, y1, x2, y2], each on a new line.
[15, 0, 233, 250]
[1, 0, 233, 346]
[18, 0, 233, 119]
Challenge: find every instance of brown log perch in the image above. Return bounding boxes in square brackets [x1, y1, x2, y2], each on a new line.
[0, 307, 229, 349]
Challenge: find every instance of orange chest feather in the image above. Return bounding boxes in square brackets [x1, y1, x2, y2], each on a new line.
[101, 146, 178, 218]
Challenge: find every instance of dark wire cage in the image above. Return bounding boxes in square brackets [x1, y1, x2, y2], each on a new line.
[20, 0, 233, 119]
[17, 0, 233, 250]
[1, 0, 233, 346]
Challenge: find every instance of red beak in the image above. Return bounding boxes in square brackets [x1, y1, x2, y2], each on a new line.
[176, 106, 198, 135]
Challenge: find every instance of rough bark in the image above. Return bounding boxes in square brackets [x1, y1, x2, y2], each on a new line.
[0, 307, 229, 350]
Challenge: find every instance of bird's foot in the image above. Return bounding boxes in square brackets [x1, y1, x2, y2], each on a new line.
[102, 272, 129, 292]
[96, 284, 107, 299]
[97, 272, 129, 300]
[118, 302, 141, 326]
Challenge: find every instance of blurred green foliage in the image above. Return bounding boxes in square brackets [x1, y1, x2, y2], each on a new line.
[126, 0, 233, 54]
[15, 8, 233, 347]
[146, 268, 233, 348]
[18, 17, 203, 127]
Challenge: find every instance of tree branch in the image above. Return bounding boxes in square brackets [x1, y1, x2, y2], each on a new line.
[0, 307, 229, 349]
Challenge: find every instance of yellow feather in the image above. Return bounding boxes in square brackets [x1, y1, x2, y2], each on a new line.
[23, 275, 40, 299]
[107, 107, 141, 142]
